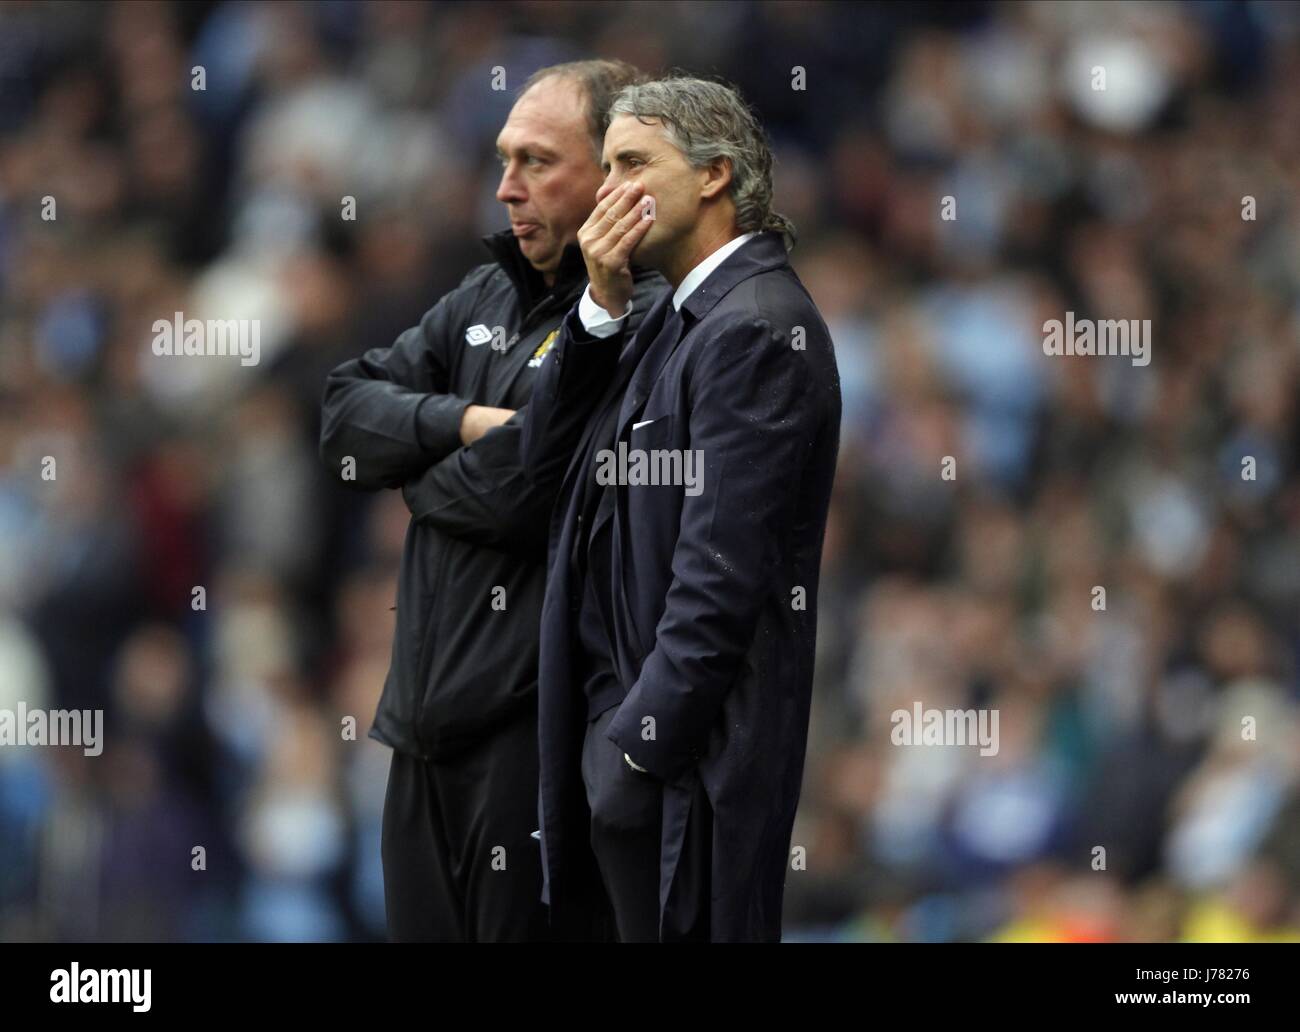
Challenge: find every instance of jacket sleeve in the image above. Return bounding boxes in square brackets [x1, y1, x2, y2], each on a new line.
[519, 305, 622, 493]
[319, 268, 489, 490]
[605, 317, 818, 783]
[399, 408, 554, 559]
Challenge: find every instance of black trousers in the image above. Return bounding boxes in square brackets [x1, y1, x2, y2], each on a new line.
[581, 704, 712, 942]
[380, 707, 549, 942]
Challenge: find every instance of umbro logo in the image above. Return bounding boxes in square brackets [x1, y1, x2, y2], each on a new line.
[465, 324, 493, 347]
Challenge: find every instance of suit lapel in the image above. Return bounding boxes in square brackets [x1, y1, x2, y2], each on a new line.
[609, 232, 789, 439]
[581, 295, 670, 463]
[573, 295, 686, 553]
[615, 306, 689, 438]
[574, 232, 788, 559]
[557, 294, 674, 542]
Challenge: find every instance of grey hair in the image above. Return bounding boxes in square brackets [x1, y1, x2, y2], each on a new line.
[608, 76, 796, 250]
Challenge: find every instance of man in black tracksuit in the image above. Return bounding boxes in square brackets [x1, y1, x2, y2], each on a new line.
[319, 61, 664, 941]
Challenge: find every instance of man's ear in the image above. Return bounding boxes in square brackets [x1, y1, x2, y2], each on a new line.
[700, 156, 733, 201]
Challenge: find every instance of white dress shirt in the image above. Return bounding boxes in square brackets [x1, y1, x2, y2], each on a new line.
[577, 231, 759, 338]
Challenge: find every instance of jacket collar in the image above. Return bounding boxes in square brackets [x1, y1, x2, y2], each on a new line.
[678, 230, 789, 325]
[481, 228, 588, 313]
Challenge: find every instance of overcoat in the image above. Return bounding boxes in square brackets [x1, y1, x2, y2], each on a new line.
[522, 232, 842, 941]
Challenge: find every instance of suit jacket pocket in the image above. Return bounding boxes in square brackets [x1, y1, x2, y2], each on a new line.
[627, 413, 675, 449]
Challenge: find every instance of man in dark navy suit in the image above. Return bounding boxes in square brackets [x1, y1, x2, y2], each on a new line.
[522, 77, 841, 942]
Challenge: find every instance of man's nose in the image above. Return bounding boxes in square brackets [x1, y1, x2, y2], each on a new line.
[496, 164, 525, 204]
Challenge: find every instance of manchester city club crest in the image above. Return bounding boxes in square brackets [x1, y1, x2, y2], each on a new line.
[527, 329, 559, 368]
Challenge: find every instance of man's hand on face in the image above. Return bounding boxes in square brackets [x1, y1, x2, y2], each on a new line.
[459, 405, 516, 446]
[578, 181, 654, 317]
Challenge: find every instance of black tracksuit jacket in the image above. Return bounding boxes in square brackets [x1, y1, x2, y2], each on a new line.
[320, 229, 665, 759]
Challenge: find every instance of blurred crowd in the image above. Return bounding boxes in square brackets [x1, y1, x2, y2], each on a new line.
[0, 0, 1297, 942]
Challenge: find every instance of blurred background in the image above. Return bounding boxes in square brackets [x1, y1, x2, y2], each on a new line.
[0, 0, 1298, 942]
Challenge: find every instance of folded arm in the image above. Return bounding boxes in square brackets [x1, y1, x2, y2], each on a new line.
[401, 408, 555, 559]
[319, 280, 484, 490]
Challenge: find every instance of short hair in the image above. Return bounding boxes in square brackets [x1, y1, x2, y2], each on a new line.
[520, 59, 645, 162]
[609, 76, 796, 250]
